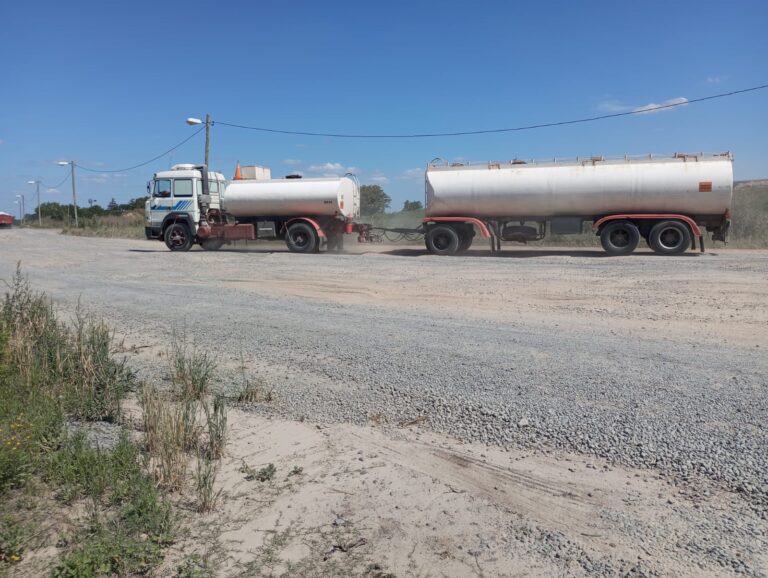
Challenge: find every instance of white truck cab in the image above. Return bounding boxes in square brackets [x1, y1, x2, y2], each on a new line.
[145, 164, 227, 248]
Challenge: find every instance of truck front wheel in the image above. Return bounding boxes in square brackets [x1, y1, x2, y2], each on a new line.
[164, 223, 193, 252]
[425, 225, 461, 256]
[286, 222, 318, 253]
[599, 220, 639, 256]
[648, 220, 691, 255]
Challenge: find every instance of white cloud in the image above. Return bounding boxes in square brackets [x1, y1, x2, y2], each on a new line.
[396, 168, 423, 180]
[633, 97, 688, 114]
[281, 158, 302, 165]
[307, 162, 358, 176]
[596, 99, 630, 113]
[706, 76, 721, 84]
[370, 172, 389, 184]
[597, 96, 688, 115]
[308, 162, 344, 172]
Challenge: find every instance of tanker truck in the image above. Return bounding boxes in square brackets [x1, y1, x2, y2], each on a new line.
[144, 164, 360, 252]
[422, 152, 733, 256]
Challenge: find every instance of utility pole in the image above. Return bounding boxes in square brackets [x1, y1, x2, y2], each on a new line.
[186, 114, 212, 168]
[205, 113, 211, 168]
[15, 194, 25, 226]
[71, 162, 79, 227]
[58, 161, 79, 227]
[28, 180, 41, 225]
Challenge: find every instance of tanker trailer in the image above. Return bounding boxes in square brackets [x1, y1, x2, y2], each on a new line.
[422, 152, 733, 256]
[145, 163, 362, 253]
[221, 173, 360, 252]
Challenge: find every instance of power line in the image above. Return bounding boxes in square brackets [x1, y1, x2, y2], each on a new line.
[76, 127, 205, 173]
[42, 167, 72, 190]
[216, 83, 768, 138]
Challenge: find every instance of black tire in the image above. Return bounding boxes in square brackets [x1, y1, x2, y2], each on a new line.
[456, 229, 474, 254]
[201, 238, 225, 251]
[164, 222, 193, 252]
[285, 222, 318, 253]
[425, 225, 461, 256]
[599, 220, 640, 256]
[648, 220, 691, 255]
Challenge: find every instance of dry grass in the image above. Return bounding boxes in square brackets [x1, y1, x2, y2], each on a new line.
[140, 384, 190, 491]
[62, 211, 146, 239]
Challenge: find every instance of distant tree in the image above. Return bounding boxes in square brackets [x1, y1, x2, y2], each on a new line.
[402, 200, 423, 212]
[107, 198, 119, 212]
[125, 197, 149, 210]
[39, 202, 68, 221]
[360, 184, 391, 215]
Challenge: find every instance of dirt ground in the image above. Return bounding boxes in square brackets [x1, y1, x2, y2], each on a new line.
[2, 229, 767, 576]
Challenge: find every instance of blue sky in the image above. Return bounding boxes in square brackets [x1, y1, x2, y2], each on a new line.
[1, 0, 766, 215]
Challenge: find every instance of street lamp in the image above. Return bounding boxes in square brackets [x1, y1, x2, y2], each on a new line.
[27, 180, 41, 225]
[186, 114, 211, 168]
[58, 161, 79, 227]
[13, 200, 21, 224]
[15, 194, 25, 226]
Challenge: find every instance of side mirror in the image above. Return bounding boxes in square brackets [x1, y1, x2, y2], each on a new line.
[147, 181, 151, 195]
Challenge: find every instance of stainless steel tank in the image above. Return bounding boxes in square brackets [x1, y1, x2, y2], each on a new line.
[425, 154, 733, 218]
[222, 176, 360, 219]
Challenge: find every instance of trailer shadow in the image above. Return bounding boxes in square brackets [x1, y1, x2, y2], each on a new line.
[380, 248, 702, 259]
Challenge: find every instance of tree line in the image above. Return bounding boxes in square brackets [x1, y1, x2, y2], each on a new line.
[360, 185, 422, 215]
[25, 197, 148, 222]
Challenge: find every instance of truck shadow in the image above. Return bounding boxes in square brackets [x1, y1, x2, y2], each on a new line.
[380, 248, 702, 259]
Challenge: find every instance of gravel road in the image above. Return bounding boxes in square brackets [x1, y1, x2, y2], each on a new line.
[3, 229, 768, 573]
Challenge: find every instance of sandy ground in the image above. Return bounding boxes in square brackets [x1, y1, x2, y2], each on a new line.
[2, 229, 768, 576]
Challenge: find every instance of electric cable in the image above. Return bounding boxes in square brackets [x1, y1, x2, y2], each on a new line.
[215, 83, 768, 138]
[76, 127, 204, 173]
[41, 168, 72, 190]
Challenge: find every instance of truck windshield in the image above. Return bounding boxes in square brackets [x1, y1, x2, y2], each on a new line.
[153, 179, 171, 198]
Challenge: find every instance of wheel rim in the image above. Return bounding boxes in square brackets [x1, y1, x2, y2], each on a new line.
[169, 227, 187, 247]
[433, 233, 451, 250]
[658, 227, 683, 250]
[609, 228, 630, 248]
[291, 231, 309, 248]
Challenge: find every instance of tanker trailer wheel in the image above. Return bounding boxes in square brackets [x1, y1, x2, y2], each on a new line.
[425, 225, 460, 256]
[286, 222, 319, 253]
[201, 238, 226, 251]
[164, 222, 193, 252]
[648, 220, 691, 255]
[456, 227, 475, 254]
[599, 220, 639, 256]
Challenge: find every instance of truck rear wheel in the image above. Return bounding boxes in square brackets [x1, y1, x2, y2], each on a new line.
[648, 220, 691, 255]
[286, 222, 318, 253]
[164, 222, 193, 252]
[599, 220, 639, 256]
[426, 225, 461, 256]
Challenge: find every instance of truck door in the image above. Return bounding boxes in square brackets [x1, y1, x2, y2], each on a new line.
[148, 178, 173, 229]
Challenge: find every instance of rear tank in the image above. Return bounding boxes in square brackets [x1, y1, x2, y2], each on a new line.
[425, 153, 733, 219]
[222, 176, 360, 219]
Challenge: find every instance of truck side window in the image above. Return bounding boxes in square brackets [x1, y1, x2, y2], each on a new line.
[174, 179, 193, 197]
[208, 180, 219, 194]
[154, 179, 172, 198]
